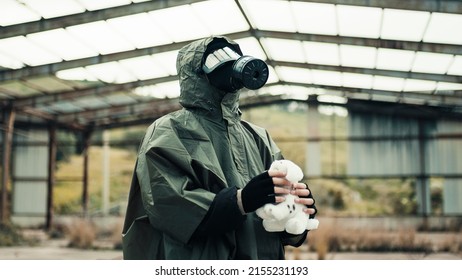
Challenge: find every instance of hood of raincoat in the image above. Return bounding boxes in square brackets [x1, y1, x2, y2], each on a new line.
[176, 36, 242, 116]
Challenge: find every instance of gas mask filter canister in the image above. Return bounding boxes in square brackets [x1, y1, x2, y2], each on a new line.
[202, 44, 269, 93]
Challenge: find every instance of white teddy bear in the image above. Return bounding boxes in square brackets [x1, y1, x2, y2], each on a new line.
[256, 159, 319, 235]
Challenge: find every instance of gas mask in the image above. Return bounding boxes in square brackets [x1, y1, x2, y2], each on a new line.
[202, 39, 269, 93]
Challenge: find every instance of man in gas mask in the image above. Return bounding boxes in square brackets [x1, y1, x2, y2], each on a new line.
[122, 36, 317, 260]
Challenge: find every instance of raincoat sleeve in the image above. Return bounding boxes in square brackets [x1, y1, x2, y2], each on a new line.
[136, 118, 239, 244]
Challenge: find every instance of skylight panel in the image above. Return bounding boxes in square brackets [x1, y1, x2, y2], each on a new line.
[411, 52, 453, 74]
[403, 79, 437, 92]
[342, 73, 373, 89]
[107, 13, 173, 49]
[86, 61, 136, 84]
[337, 5, 382, 38]
[192, 0, 250, 34]
[118, 55, 170, 80]
[234, 37, 267, 60]
[0, 0, 41, 26]
[424, 13, 462, 44]
[56, 67, 99, 82]
[303, 42, 339, 66]
[266, 66, 279, 84]
[261, 38, 305, 63]
[311, 70, 342, 87]
[339, 45, 376, 68]
[447, 56, 462, 75]
[78, 0, 131, 11]
[151, 50, 179, 76]
[291, 2, 337, 35]
[134, 81, 180, 99]
[436, 82, 462, 91]
[240, 0, 296, 32]
[381, 9, 430, 42]
[0, 52, 24, 69]
[21, 0, 85, 19]
[27, 28, 98, 61]
[275, 66, 312, 84]
[372, 76, 405, 92]
[148, 5, 210, 42]
[0, 36, 62, 66]
[376, 48, 415, 71]
[66, 21, 135, 55]
[318, 95, 348, 104]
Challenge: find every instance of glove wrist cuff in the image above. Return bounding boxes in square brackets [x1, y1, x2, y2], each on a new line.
[236, 189, 246, 215]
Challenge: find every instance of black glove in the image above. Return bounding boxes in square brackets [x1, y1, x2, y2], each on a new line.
[301, 183, 317, 218]
[241, 171, 275, 213]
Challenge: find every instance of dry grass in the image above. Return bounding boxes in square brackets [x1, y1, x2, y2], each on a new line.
[302, 220, 462, 259]
[65, 218, 96, 249]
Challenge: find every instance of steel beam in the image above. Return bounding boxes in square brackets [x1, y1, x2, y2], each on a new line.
[296, 0, 462, 14]
[275, 61, 462, 84]
[2, 29, 461, 83]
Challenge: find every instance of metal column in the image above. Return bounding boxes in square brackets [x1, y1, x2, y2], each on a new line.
[1, 106, 15, 224]
[81, 129, 92, 217]
[46, 124, 56, 230]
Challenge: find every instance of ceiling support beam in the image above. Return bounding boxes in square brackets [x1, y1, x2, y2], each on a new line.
[275, 61, 462, 84]
[296, 0, 462, 14]
[2, 29, 460, 83]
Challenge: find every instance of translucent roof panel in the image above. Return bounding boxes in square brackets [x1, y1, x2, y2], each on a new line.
[151, 50, 179, 76]
[27, 29, 99, 61]
[339, 45, 376, 68]
[118, 55, 171, 80]
[56, 67, 99, 82]
[0, 0, 41, 26]
[240, 0, 296, 32]
[381, 9, 430, 41]
[66, 21, 135, 55]
[134, 81, 180, 99]
[21, 0, 85, 19]
[372, 76, 405, 92]
[311, 70, 342, 87]
[0, 36, 62, 66]
[107, 13, 173, 49]
[234, 37, 267, 60]
[423, 13, 462, 44]
[411, 52, 454, 74]
[403, 79, 437, 92]
[275, 66, 312, 84]
[342, 73, 373, 89]
[303, 42, 340, 66]
[261, 38, 305, 63]
[376, 48, 415, 72]
[447, 56, 462, 75]
[191, 0, 250, 34]
[85, 61, 137, 84]
[148, 5, 210, 42]
[337, 5, 382, 38]
[0, 51, 24, 69]
[291, 2, 337, 35]
[78, 0, 131, 11]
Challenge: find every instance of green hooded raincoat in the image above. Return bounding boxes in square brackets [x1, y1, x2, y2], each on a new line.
[122, 36, 307, 260]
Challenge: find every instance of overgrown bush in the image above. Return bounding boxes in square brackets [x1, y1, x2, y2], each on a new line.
[65, 218, 96, 249]
[0, 222, 28, 246]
